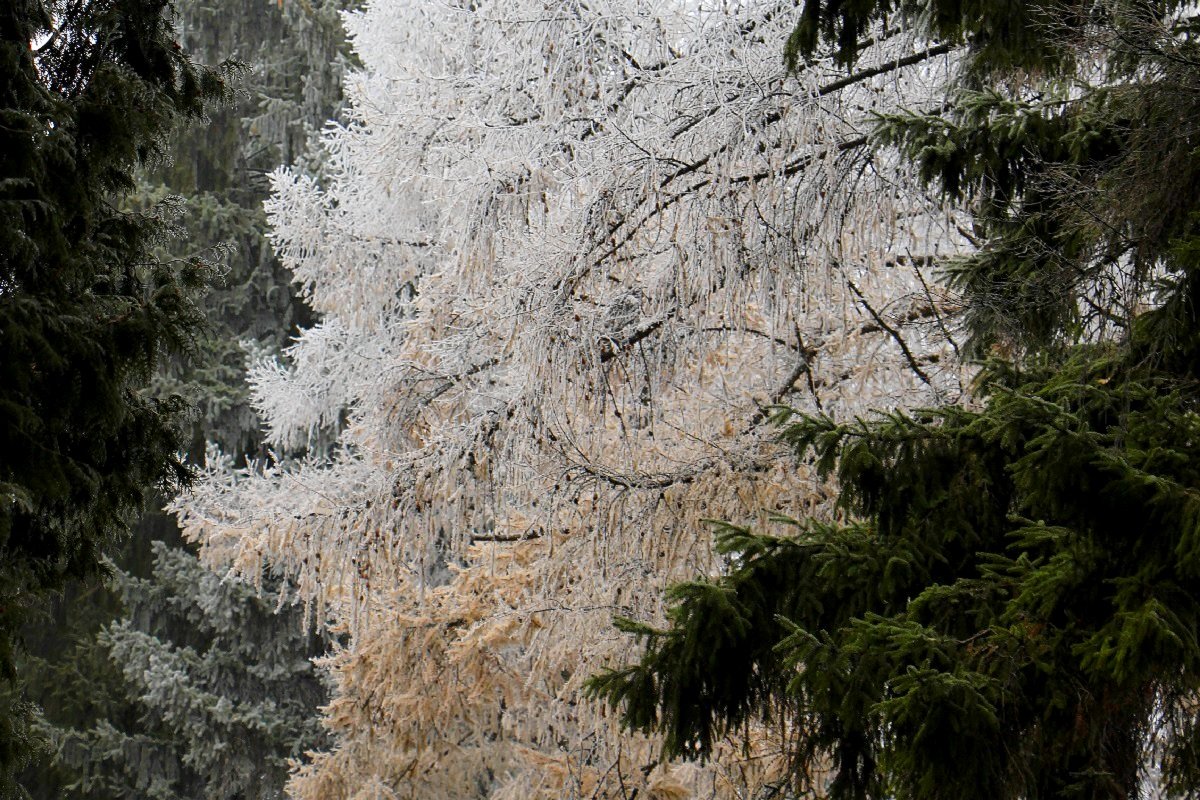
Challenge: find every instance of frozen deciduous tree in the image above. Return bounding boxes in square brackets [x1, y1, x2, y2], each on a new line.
[175, 1, 969, 797]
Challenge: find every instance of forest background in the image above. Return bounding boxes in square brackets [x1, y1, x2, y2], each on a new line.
[4, 0, 1200, 799]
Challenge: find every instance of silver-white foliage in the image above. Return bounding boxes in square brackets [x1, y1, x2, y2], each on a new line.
[53, 543, 329, 800]
[175, 1, 970, 797]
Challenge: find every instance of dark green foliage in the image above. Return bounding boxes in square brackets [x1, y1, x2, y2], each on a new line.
[795, 0, 1200, 358]
[785, 0, 1185, 75]
[0, 0, 229, 790]
[592, 2, 1200, 798]
[595, 347, 1200, 797]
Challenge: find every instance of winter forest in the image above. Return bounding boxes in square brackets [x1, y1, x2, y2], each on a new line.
[5, 0, 1200, 798]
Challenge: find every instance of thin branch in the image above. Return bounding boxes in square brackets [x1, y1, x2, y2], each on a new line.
[599, 318, 666, 362]
[846, 278, 934, 388]
[701, 325, 802, 351]
[470, 529, 543, 543]
[911, 254, 962, 359]
[583, 135, 869, 277]
[814, 42, 954, 98]
[747, 357, 813, 428]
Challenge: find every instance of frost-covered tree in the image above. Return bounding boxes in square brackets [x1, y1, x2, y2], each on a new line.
[591, 2, 1200, 798]
[152, 0, 359, 457]
[48, 542, 329, 800]
[175, 2, 971, 797]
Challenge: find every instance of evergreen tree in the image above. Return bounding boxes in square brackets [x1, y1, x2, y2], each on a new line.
[150, 0, 356, 458]
[19, 514, 181, 800]
[17, 0, 355, 796]
[0, 0, 228, 790]
[590, 3, 1200, 798]
[52, 542, 329, 800]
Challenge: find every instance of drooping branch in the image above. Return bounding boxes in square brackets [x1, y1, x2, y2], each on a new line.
[580, 135, 871, 281]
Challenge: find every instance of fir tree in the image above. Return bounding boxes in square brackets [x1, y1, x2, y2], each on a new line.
[0, 0, 228, 790]
[590, 3, 1200, 798]
[51, 542, 329, 800]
